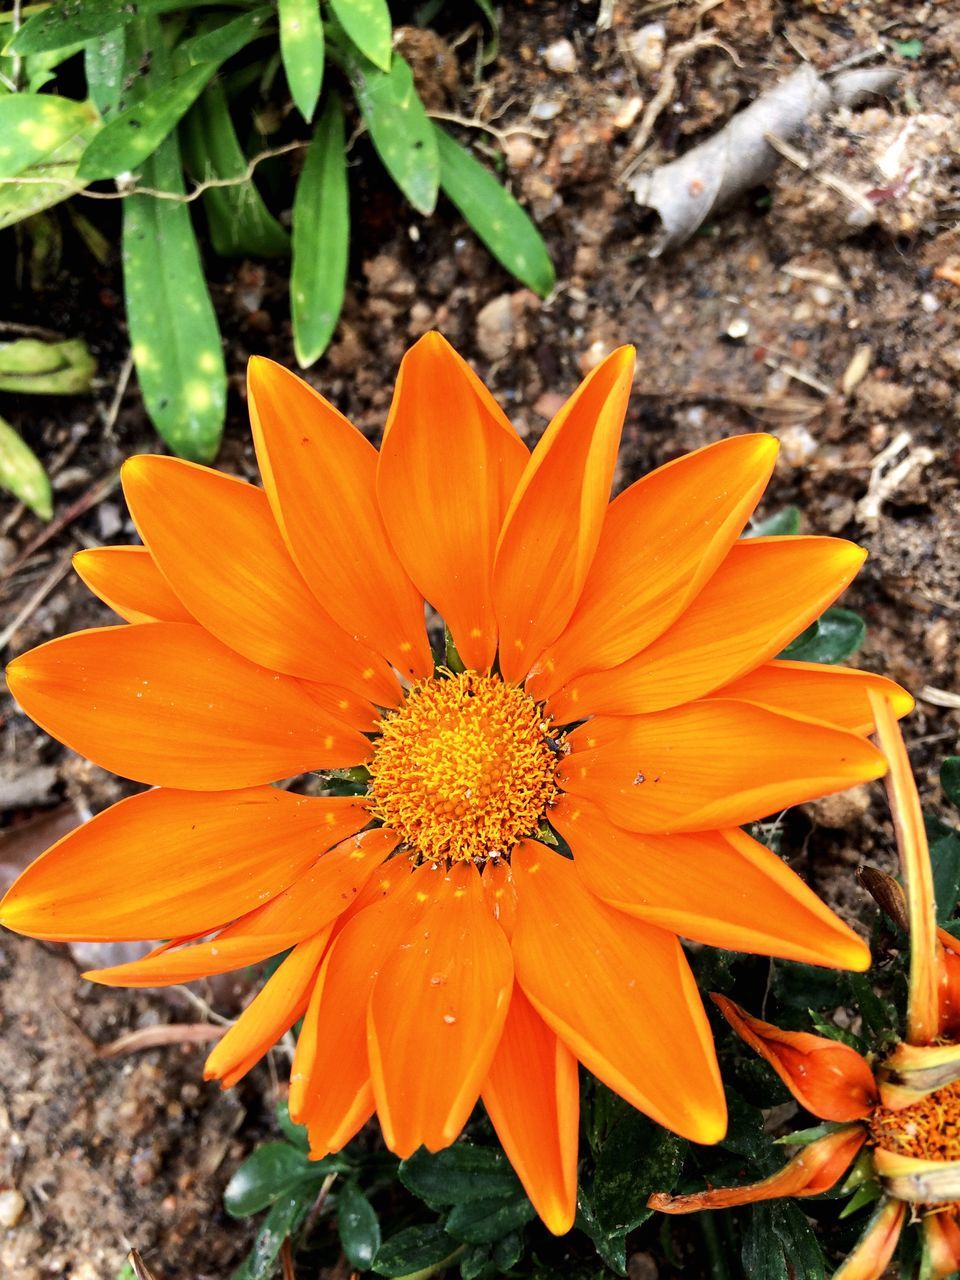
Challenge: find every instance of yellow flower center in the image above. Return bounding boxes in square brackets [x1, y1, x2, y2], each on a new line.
[367, 671, 561, 863]
[870, 1078, 960, 1163]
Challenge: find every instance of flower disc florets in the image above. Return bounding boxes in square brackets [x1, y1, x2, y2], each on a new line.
[367, 671, 561, 863]
[870, 1078, 960, 1165]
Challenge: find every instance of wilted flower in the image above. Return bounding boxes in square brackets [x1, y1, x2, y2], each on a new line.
[0, 335, 909, 1233]
[650, 693, 960, 1278]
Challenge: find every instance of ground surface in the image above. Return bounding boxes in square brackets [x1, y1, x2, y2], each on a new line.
[1, 1, 958, 1276]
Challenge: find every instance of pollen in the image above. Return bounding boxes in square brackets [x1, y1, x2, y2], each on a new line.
[367, 671, 561, 863]
[870, 1078, 960, 1164]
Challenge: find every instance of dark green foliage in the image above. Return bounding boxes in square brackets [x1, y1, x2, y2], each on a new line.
[2, 0, 554, 457]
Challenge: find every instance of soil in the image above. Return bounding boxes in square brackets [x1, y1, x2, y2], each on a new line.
[1, 1, 958, 1277]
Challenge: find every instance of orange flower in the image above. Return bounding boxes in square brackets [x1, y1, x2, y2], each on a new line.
[0, 334, 909, 1235]
[649, 693, 960, 1279]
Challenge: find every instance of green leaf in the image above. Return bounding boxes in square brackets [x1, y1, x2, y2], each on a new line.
[434, 125, 555, 297]
[942, 758, 960, 812]
[459, 1245, 491, 1280]
[6, 0, 129, 55]
[224, 1142, 313, 1217]
[0, 337, 95, 393]
[279, 0, 325, 122]
[749, 506, 802, 537]
[742, 1202, 825, 1280]
[399, 1144, 524, 1208]
[774, 1122, 844, 1148]
[181, 82, 290, 258]
[0, 415, 53, 519]
[491, 1232, 522, 1270]
[0, 95, 98, 179]
[444, 1195, 535, 1246]
[275, 1101, 310, 1151]
[0, 115, 99, 229]
[351, 53, 438, 215]
[330, 0, 392, 71]
[78, 62, 219, 180]
[231, 1189, 311, 1280]
[927, 815, 960, 924]
[291, 92, 349, 366]
[338, 1180, 381, 1270]
[591, 1110, 686, 1234]
[374, 1223, 459, 1276]
[118, 19, 226, 464]
[85, 28, 127, 119]
[179, 7, 273, 68]
[892, 38, 923, 59]
[839, 1180, 882, 1218]
[575, 1189, 626, 1276]
[807, 1011, 864, 1052]
[780, 606, 865, 664]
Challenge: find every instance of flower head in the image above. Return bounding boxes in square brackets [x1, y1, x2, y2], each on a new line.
[649, 693, 960, 1279]
[0, 334, 909, 1235]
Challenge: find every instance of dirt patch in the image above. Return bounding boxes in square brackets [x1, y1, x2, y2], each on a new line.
[1, 0, 958, 1274]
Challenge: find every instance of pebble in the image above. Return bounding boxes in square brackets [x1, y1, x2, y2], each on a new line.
[543, 38, 577, 74]
[725, 317, 750, 340]
[776, 424, 818, 466]
[502, 134, 536, 172]
[626, 23, 665, 76]
[475, 294, 516, 361]
[0, 1189, 26, 1229]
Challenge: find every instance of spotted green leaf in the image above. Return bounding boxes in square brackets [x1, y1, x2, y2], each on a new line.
[77, 61, 219, 181]
[5, 0, 129, 56]
[0, 415, 53, 520]
[0, 94, 98, 180]
[434, 124, 555, 297]
[351, 53, 438, 215]
[0, 110, 99, 229]
[291, 92, 349, 366]
[177, 6, 274, 69]
[120, 17, 225, 462]
[85, 28, 127, 119]
[181, 82, 290, 258]
[330, 0, 392, 71]
[279, 0, 325, 122]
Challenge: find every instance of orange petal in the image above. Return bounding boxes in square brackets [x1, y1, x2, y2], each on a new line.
[73, 546, 193, 624]
[204, 931, 328, 1087]
[510, 841, 726, 1144]
[869, 689, 938, 1046]
[247, 357, 431, 679]
[550, 536, 865, 719]
[368, 861, 514, 1156]
[529, 434, 778, 701]
[122, 456, 399, 707]
[552, 795, 870, 970]
[84, 829, 397, 987]
[6, 623, 371, 789]
[833, 1198, 907, 1280]
[560, 701, 886, 833]
[0, 788, 368, 942]
[377, 333, 528, 672]
[290, 868, 417, 1152]
[923, 1212, 960, 1280]
[939, 930, 960, 1039]
[493, 348, 635, 684]
[715, 661, 915, 736]
[85, 926, 333, 988]
[482, 985, 579, 1235]
[648, 1126, 865, 1212]
[712, 995, 877, 1121]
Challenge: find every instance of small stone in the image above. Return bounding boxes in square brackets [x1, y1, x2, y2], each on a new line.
[476, 294, 516, 361]
[578, 340, 614, 375]
[502, 134, 536, 172]
[0, 1189, 26, 1229]
[920, 291, 940, 313]
[97, 501, 123, 540]
[811, 284, 834, 306]
[530, 98, 563, 122]
[725, 317, 750, 340]
[544, 38, 577, 75]
[776, 424, 818, 466]
[626, 23, 665, 75]
[533, 391, 567, 420]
